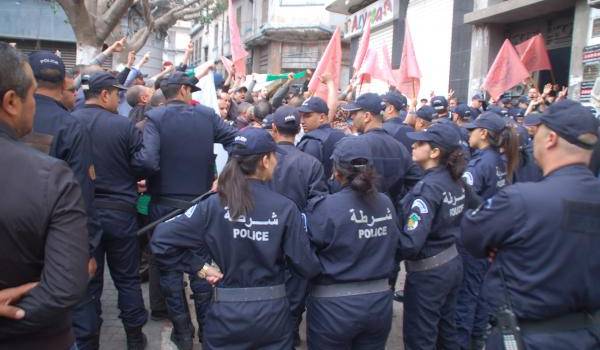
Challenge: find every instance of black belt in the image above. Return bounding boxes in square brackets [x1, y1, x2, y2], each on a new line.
[310, 279, 390, 298]
[213, 284, 286, 302]
[95, 200, 137, 214]
[405, 244, 458, 272]
[154, 196, 194, 210]
[519, 309, 600, 334]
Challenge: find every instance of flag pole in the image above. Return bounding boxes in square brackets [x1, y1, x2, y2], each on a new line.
[549, 69, 556, 86]
[412, 79, 416, 100]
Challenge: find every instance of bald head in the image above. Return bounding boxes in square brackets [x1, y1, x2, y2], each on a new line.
[533, 125, 597, 176]
[126, 85, 152, 107]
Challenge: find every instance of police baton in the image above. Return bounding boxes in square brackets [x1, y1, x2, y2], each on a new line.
[136, 191, 212, 236]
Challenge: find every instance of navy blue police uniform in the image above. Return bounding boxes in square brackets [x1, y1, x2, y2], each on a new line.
[455, 113, 510, 349]
[136, 71, 238, 345]
[26, 52, 103, 258]
[382, 91, 415, 151]
[266, 105, 328, 345]
[71, 72, 149, 349]
[399, 123, 468, 350]
[342, 93, 422, 203]
[297, 97, 345, 180]
[461, 101, 600, 350]
[151, 128, 321, 350]
[306, 136, 400, 350]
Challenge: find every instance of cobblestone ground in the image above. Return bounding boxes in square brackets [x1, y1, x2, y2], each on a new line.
[99, 267, 406, 350]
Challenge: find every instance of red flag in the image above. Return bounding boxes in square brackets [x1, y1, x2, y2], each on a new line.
[308, 27, 342, 100]
[352, 19, 371, 74]
[482, 39, 530, 100]
[356, 46, 397, 86]
[515, 34, 552, 73]
[221, 56, 234, 75]
[392, 23, 421, 99]
[228, 0, 248, 77]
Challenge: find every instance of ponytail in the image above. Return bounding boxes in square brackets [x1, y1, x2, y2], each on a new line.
[436, 146, 467, 182]
[487, 126, 520, 183]
[334, 159, 379, 198]
[218, 152, 270, 219]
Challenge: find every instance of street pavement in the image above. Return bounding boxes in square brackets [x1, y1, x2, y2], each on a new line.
[99, 266, 406, 349]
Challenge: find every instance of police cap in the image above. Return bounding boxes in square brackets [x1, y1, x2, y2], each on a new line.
[86, 72, 126, 92]
[415, 105, 437, 122]
[382, 91, 407, 110]
[453, 103, 472, 120]
[28, 51, 65, 83]
[165, 72, 200, 92]
[298, 96, 329, 114]
[341, 93, 385, 115]
[407, 122, 461, 152]
[272, 105, 300, 133]
[431, 96, 448, 111]
[463, 112, 507, 133]
[331, 136, 372, 166]
[230, 128, 284, 156]
[539, 100, 600, 150]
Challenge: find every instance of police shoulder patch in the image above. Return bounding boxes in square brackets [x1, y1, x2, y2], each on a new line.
[411, 199, 429, 214]
[406, 213, 421, 231]
[462, 172, 474, 186]
[184, 204, 198, 218]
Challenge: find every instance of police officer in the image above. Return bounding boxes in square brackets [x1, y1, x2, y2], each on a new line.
[137, 71, 238, 349]
[26, 51, 105, 349]
[461, 100, 600, 350]
[267, 105, 328, 345]
[71, 72, 149, 350]
[342, 93, 421, 202]
[512, 111, 543, 183]
[455, 112, 520, 349]
[305, 136, 400, 349]
[382, 91, 414, 151]
[470, 94, 485, 119]
[26, 51, 102, 273]
[431, 96, 451, 120]
[297, 96, 346, 180]
[151, 128, 321, 349]
[399, 123, 469, 350]
[0, 42, 89, 350]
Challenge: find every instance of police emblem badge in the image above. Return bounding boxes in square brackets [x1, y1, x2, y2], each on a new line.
[407, 213, 421, 231]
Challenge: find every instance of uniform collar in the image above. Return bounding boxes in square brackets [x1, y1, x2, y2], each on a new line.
[544, 164, 593, 178]
[277, 141, 295, 146]
[364, 127, 386, 135]
[317, 123, 332, 130]
[167, 100, 187, 106]
[35, 93, 68, 111]
[0, 120, 18, 140]
[424, 165, 445, 175]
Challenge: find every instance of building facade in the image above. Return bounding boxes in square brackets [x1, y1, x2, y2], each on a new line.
[191, 0, 350, 85]
[465, 0, 599, 105]
[326, 0, 475, 100]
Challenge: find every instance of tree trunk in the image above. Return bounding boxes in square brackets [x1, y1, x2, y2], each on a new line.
[76, 44, 102, 65]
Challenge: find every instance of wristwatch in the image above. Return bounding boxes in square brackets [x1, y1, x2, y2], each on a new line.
[197, 264, 210, 279]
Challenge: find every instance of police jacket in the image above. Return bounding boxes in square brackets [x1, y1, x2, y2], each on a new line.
[138, 101, 238, 199]
[360, 128, 422, 201]
[151, 180, 321, 287]
[306, 187, 400, 285]
[461, 165, 600, 321]
[297, 124, 345, 179]
[398, 167, 466, 260]
[383, 116, 414, 151]
[0, 122, 88, 348]
[462, 147, 507, 199]
[269, 142, 328, 210]
[72, 104, 146, 206]
[26, 94, 102, 254]
[514, 141, 543, 183]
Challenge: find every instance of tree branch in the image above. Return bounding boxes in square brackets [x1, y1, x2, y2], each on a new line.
[98, 0, 135, 41]
[128, 27, 153, 53]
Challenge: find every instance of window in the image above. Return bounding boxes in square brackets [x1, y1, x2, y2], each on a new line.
[204, 46, 209, 62]
[236, 7, 242, 32]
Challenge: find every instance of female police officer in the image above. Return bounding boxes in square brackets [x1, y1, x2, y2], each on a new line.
[455, 112, 520, 349]
[399, 123, 468, 349]
[305, 136, 400, 349]
[151, 128, 321, 349]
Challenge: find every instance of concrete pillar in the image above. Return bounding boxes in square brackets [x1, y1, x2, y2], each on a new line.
[568, 0, 591, 100]
[268, 41, 282, 73]
[467, 22, 503, 97]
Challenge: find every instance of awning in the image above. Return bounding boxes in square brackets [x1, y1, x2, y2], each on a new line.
[325, 0, 377, 15]
[464, 0, 576, 25]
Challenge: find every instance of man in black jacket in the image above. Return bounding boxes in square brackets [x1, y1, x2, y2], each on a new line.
[0, 42, 89, 349]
